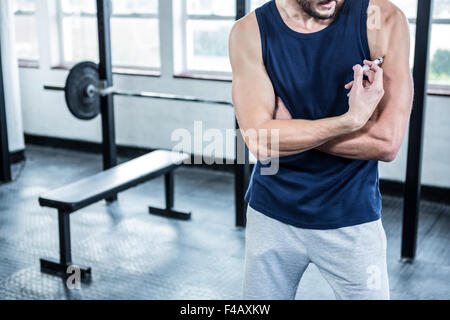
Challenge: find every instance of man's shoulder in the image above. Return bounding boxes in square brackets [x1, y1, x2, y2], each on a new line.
[367, 0, 410, 58]
[229, 12, 261, 57]
[369, 0, 408, 29]
[230, 12, 259, 42]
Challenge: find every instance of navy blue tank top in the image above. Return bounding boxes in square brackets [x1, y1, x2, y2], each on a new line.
[245, 0, 381, 229]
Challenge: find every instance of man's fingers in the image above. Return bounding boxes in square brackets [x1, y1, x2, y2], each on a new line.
[352, 65, 364, 89]
[345, 81, 354, 90]
[363, 61, 377, 83]
[346, 61, 379, 94]
[364, 60, 384, 87]
[364, 70, 375, 83]
[363, 60, 381, 70]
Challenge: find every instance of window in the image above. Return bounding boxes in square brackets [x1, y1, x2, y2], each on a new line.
[429, 0, 450, 85]
[13, 0, 39, 63]
[110, 0, 160, 70]
[390, 0, 417, 68]
[58, 0, 160, 70]
[59, 0, 98, 64]
[250, 0, 269, 11]
[391, 0, 450, 86]
[180, 0, 236, 74]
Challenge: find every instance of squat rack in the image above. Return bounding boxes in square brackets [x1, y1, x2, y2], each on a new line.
[93, 0, 251, 227]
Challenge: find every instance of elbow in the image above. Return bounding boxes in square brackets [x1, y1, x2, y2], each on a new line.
[379, 150, 397, 163]
[255, 152, 271, 162]
[248, 144, 272, 162]
[244, 130, 266, 161]
[372, 124, 405, 162]
[378, 140, 401, 163]
[242, 123, 278, 162]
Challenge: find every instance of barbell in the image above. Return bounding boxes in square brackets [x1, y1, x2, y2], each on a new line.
[44, 61, 234, 120]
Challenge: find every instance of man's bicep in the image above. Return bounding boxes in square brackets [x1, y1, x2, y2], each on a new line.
[376, 9, 413, 121]
[230, 39, 276, 131]
[368, 7, 413, 154]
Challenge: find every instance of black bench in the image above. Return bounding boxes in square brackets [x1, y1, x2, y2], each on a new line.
[38, 150, 190, 280]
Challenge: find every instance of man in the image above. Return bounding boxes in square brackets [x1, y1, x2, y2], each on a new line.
[229, 0, 413, 300]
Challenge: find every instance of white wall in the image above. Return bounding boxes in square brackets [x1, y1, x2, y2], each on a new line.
[379, 95, 450, 188]
[1, 0, 25, 152]
[17, 0, 450, 188]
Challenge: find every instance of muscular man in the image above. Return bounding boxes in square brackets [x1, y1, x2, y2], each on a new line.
[229, 0, 413, 300]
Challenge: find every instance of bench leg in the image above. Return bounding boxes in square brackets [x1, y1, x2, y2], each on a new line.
[149, 171, 191, 220]
[40, 210, 91, 280]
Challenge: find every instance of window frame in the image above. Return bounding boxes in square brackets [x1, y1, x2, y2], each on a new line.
[176, 0, 237, 77]
[13, 4, 40, 67]
[407, 17, 450, 90]
[55, 0, 161, 73]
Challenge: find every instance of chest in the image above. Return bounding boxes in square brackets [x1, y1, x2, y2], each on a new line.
[265, 34, 366, 119]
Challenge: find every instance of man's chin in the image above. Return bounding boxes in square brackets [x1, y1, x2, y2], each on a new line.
[314, 1, 337, 19]
[312, 9, 336, 20]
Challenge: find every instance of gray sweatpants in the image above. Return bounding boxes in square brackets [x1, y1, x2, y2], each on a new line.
[243, 206, 390, 300]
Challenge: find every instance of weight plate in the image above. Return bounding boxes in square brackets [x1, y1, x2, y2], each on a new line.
[65, 61, 101, 120]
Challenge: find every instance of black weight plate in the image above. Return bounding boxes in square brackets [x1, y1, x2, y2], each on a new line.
[65, 61, 100, 120]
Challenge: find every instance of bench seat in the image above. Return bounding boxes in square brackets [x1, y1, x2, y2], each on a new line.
[39, 150, 189, 213]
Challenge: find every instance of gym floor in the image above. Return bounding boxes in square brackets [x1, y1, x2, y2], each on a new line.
[0, 145, 449, 300]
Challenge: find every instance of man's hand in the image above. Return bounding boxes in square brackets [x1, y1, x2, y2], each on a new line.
[274, 60, 384, 124]
[344, 60, 377, 91]
[345, 61, 385, 130]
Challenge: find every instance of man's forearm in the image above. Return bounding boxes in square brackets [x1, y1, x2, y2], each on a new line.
[316, 120, 394, 162]
[248, 114, 358, 159]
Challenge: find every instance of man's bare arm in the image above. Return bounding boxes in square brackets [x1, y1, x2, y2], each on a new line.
[317, 1, 414, 162]
[230, 13, 384, 160]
